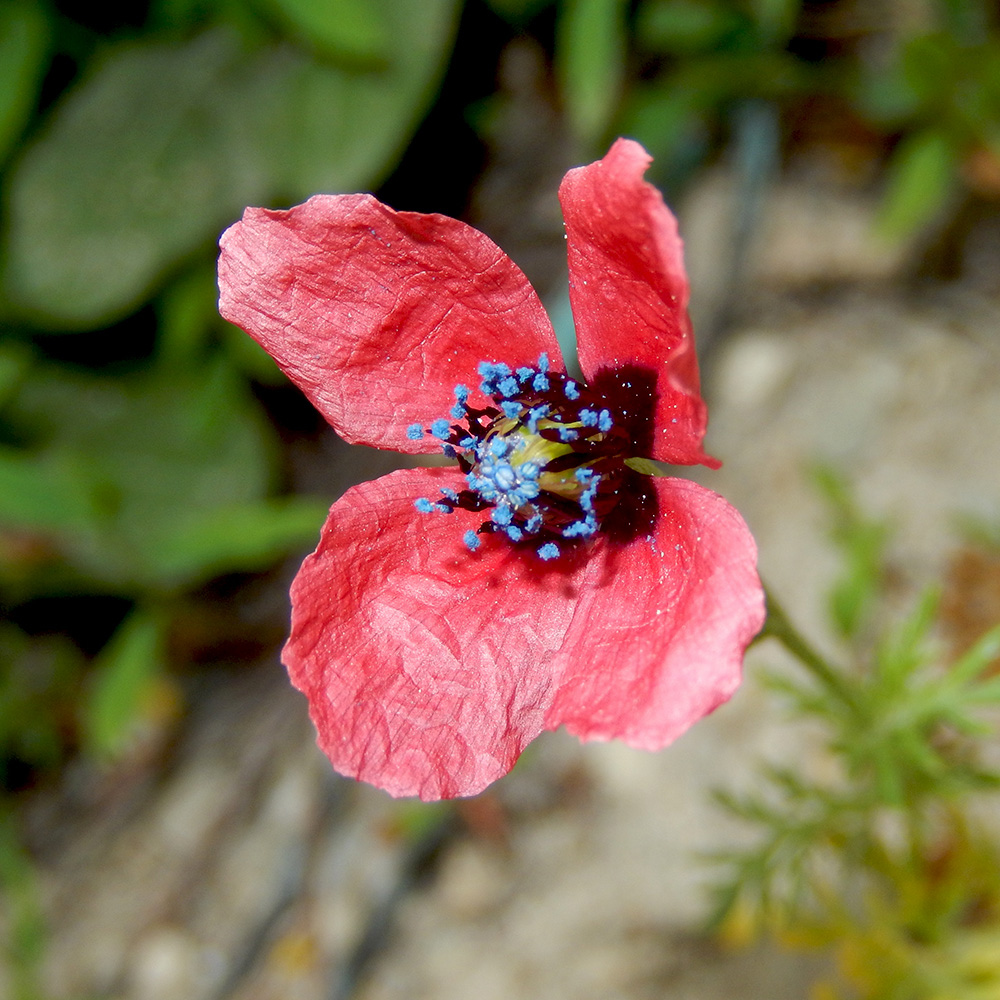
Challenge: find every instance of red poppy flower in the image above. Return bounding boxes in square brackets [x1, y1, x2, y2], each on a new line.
[218, 138, 765, 800]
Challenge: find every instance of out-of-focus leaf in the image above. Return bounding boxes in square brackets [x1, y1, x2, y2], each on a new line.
[748, 0, 799, 44]
[482, 0, 551, 24]
[876, 129, 956, 240]
[3, 0, 459, 327]
[262, 0, 388, 62]
[150, 496, 329, 586]
[0, 447, 98, 533]
[0, 0, 49, 167]
[0, 340, 30, 405]
[8, 358, 277, 589]
[635, 0, 739, 55]
[556, 0, 628, 144]
[0, 626, 84, 777]
[81, 610, 164, 760]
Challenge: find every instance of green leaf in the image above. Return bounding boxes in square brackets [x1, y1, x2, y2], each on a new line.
[0, 0, 49, 167]
[3, 1, 459, 327]
[635, 0, 739, 55]
[262, 0, 389, 62]
[7, 358, 279, 589]
[556, 0, 628, 143]
[150, 496, 329, 586]
[82, 610, 164, 760]
[0, 446, 99, 534]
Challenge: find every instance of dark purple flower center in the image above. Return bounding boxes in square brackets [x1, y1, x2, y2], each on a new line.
[410, 354, 630, 559]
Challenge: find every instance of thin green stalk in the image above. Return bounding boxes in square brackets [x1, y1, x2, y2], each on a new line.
[759, 585, 863, 718]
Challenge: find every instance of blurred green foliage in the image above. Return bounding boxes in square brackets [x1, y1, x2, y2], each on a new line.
[711, 471, 1000, 1000]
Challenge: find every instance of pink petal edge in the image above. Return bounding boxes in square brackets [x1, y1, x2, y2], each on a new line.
[218, 194, 561, 454]
[560, 138, 717, 467]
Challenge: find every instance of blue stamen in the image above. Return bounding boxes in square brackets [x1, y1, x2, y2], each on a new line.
[492, 505, 514, 527]
[498, 375, 520, 398]
[563, 519, 596, 538]
[490, 436, 510, 458]
[451, 400, 467, 420]
[414, 497, 434, 513]
[505, 525, 524, 542]
[516, 366, 534, 383]
[598, 409, 613, 432]
[454, 384, 470, 402]
[501, 401, 522, 420]
[520, 461, 540, 480]
[464, 530, 481, 552]
[579, 408, 598, 427]
[537, 352, 549, 372]
[558, 427, 578, 442]
[526, 514, 542, 533]
[532, 372, 550, 392]
[526, 405, 549, 433]
[538, 542, 560, 560]
[406, 423, 424, 440]
[564, 381, 580, 400]
[431, 418, 451, 440]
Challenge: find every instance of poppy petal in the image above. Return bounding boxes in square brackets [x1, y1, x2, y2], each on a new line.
[286, 468, 762, 800]
[544, 474, 764, 746]
[218, 195, 560, 453]
[559, 139, 717, 467]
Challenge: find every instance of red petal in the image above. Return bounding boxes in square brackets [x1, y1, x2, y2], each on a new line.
[218, 195, 560, 453]
[559, 139, 717, 467]
[286, 468, 762, 800]
[544, 475, 764, 746]
[285, 467, 563, 800]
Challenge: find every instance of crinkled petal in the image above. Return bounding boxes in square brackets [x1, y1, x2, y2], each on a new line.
[218, 195, 560, 453]
[559, 139, 717, 467]
[286, 468, 763, 800]
[544, 475, 764, 746]
[285, 467, 562, 800]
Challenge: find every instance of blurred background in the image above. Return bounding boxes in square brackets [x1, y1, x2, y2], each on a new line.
[2, 1, 1000, 998]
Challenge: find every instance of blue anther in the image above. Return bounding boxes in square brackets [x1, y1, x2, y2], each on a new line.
[431, 418, 451, 440]
[406, 423, 424, 440]
[526, 514, 542, 533]
[501, 401, 522, 420]
[598, 409, 613, 433]
[453, 384, 470, 402]
[493, 464, 517, 491]
[459, 435, 476, 449]
[443, 444, 457, 459]
[464, 530, 481, 552]
[563, 519, 596, 538]
[451, 400, 467, 420]
[492, 505, 514, 527]
[558, 427, 578, 442]
[516, 366, 534, 383]
[537, 352, 550, 372]
[575, 467, 594, 482]
[498, 375, 520, 398]
[490, 436, 509, 458]
[505, 525, 524, 541]
[414, 497, 434, 513]
[526, 405, 549, 433]
[538, 542, 560, 560]
[564, 381, 580, 401]
[532, 372, 550, 392]
[520, 461, 540, 480]
[579, 408, 598, 427]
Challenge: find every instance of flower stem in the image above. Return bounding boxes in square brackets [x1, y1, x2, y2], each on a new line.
[759, 585, 863, 717]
